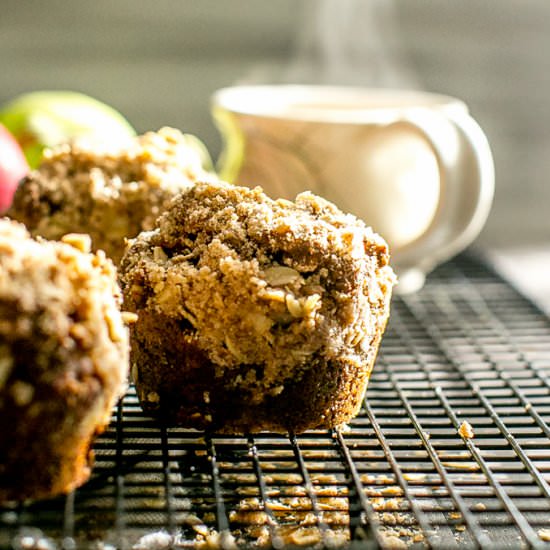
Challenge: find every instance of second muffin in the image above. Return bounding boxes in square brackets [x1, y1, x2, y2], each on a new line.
[8, 127, 211, 264]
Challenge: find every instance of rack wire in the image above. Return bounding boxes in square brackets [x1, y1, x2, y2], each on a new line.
[2, 254, 550, 549]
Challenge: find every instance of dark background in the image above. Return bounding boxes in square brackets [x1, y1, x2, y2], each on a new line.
[1, 0, 549, 248]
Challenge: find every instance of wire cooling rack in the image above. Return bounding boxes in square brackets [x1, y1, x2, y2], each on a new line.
[2, 254, 550, 549]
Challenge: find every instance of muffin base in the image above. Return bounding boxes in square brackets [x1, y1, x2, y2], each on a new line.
[131, 311, 386, 434]
[0, 379, 110, 502]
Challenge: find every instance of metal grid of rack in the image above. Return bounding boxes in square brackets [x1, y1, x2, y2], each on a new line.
[2, 254, 550, 549]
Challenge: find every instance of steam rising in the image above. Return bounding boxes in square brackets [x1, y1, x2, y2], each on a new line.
[243, 0, 418, 88]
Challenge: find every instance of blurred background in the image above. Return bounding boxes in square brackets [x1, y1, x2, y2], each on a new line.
[1, 0, 549, 294]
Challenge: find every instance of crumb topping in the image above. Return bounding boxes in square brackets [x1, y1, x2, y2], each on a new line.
[8, 127, 212, 263]
[121, 180, 395, 403]
[0, 219, 128, 402]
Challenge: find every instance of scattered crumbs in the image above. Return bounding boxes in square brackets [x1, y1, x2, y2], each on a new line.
[473, 502, 487, 512]
[380, 487, 403, 498]
[449, 512, 462, 520]
[132, 531, 173, 549]
[377, 520, 424, 548]
[525, 402, 532, 412]
[374, 496, 402, 509]
[380, 512, 398, 526]
[455, 524, 466, 532]
[539, 529, 550, 542]
[403, 473, 426, 483]
[458, 421, 475, 439]
[379, 534, 408, 550]
[441, 461, 479, 471]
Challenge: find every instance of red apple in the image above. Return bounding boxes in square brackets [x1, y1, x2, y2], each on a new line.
[0, 123, 29, 213]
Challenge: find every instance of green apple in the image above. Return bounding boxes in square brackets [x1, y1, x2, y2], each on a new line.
[0, 91, 136, 168]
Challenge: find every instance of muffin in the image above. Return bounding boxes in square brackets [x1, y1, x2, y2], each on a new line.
[7, 127, 211, 264]
[0, 220, 130, 502]
[120, 181, 394, 434]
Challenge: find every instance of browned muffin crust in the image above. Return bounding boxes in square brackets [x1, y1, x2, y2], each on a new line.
[0, 221, 130, 502]
[7, 127, 210, 264]
[120, 181, 394, 433]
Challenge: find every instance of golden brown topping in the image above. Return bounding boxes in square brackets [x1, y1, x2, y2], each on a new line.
[8, 127, 214, 264]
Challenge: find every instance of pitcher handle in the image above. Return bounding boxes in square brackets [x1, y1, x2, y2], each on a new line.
[392, 107, 495, 293]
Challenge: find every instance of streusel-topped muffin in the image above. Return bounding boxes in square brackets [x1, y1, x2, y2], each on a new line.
[8, 127, 212, 264]
[120, 180, 394, 433]
[0, 220, 130, 502]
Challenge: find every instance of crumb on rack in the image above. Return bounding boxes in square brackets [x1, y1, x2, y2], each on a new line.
[458, 421, 475, 439]
[379, 533, 408, 549]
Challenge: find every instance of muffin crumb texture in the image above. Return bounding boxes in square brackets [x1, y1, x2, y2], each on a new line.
[8, 127, 211, 264]
[121, 181, 395, 433]
[0, 219, 129, 502]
